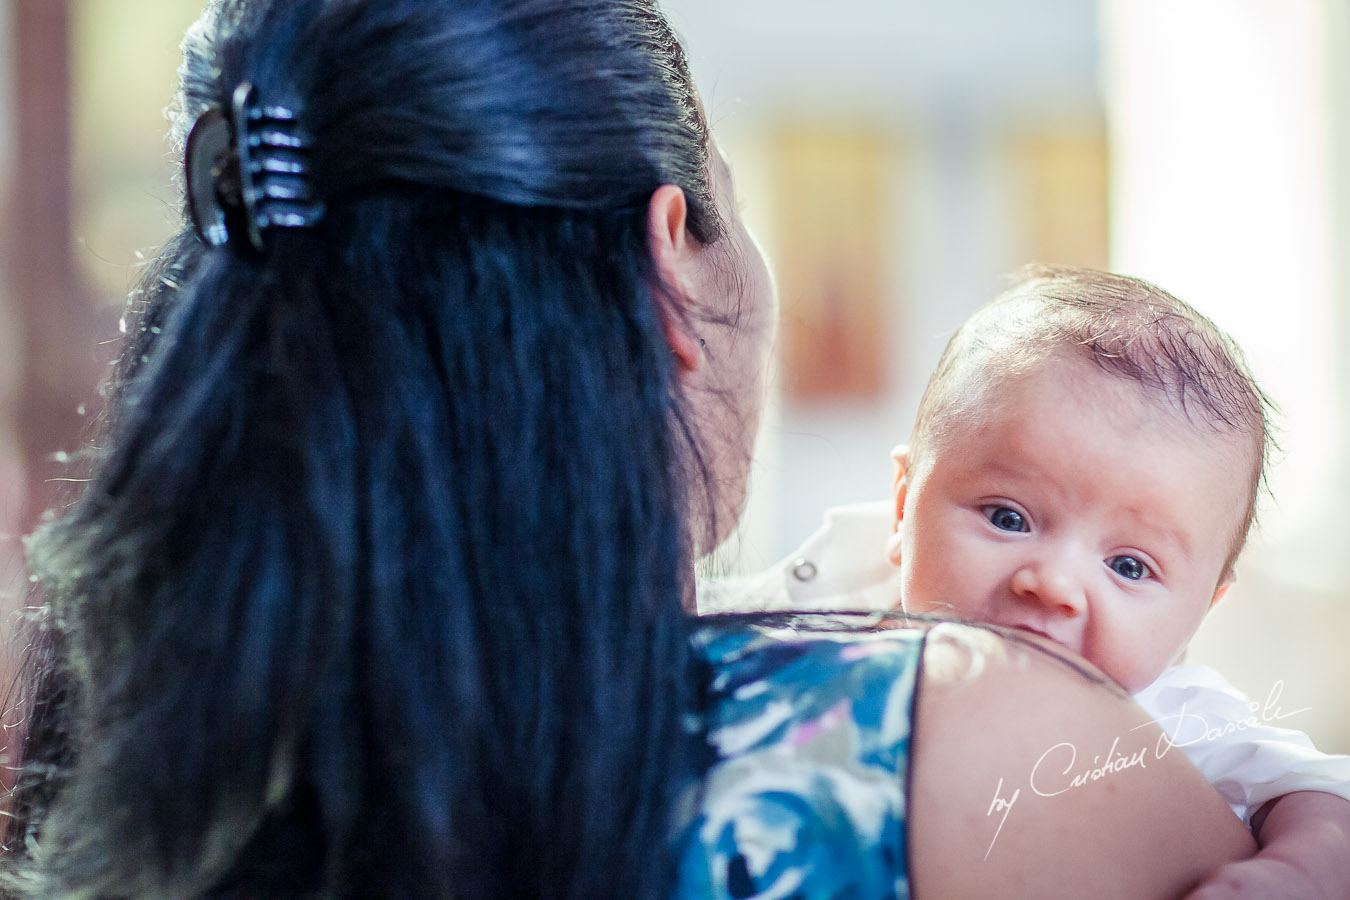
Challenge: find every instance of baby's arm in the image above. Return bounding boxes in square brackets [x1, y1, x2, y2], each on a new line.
[1186, 791, 1350, 899]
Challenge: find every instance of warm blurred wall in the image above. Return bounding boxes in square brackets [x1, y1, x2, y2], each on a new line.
[6, 0, 106, 536]
[0, 0, 88, 778]
[0, 0, 199, 533]
[0, 0, 22, 628]
[0, 0, 200, 761]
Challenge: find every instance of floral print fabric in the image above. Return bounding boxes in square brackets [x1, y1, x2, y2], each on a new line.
[677, 616, 924, 900]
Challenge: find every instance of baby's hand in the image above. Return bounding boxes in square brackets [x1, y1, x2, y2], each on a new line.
[1184, 855, 1329, 899]
[1186, 792, 1350, 900]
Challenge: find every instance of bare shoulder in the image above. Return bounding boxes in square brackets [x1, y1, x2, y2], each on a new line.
[908, 623, 1255, 900]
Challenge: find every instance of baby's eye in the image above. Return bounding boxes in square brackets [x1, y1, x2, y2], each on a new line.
[1107, 555, 1151, 581]
[983, 506, 1027, 533]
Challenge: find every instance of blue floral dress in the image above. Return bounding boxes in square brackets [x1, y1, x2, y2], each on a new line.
[676, 615, 926, 900]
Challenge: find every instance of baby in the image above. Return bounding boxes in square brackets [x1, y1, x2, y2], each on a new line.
[887, 265, 1350, 896]
[700, 263, 1350, 896]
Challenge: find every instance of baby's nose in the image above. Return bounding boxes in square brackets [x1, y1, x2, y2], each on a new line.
[1010, 560, 1087, 616]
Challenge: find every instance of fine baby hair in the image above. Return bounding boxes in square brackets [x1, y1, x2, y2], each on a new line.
[6, 1, 731, 898]
[910, 263, 1277, 573]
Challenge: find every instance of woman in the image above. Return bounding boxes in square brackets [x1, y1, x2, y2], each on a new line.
[3, 1, 1252, 897]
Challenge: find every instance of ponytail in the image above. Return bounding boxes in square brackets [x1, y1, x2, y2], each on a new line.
[7, 2, 720, 897]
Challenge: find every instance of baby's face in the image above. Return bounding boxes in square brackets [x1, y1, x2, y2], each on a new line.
[892, 355, 1251, 693]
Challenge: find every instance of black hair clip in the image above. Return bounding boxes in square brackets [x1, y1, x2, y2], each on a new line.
[185, 82, 324, 252]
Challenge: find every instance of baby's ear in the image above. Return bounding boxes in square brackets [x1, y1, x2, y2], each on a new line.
[889, 444, 910, 525]
[885, 445, 910, 567]
[1209, 569, 1237, 610]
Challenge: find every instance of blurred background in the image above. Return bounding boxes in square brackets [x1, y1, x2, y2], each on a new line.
[0, 1, 1346, 751]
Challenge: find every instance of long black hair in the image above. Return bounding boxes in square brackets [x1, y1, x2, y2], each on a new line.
[4, 1, 726, 896]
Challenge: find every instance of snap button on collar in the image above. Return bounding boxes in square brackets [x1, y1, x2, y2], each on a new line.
[791, 559, 818, 582]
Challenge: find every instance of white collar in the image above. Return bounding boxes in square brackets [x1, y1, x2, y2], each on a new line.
[699, 501, 902, 615]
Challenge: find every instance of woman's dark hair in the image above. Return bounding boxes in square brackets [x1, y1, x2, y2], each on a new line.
[4, 1, 726, 896]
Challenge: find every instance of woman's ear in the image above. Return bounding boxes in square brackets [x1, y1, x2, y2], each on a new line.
[647, 184, 703, 374]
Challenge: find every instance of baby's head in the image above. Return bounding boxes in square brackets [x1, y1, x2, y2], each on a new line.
[889, 264, 1274, 692]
